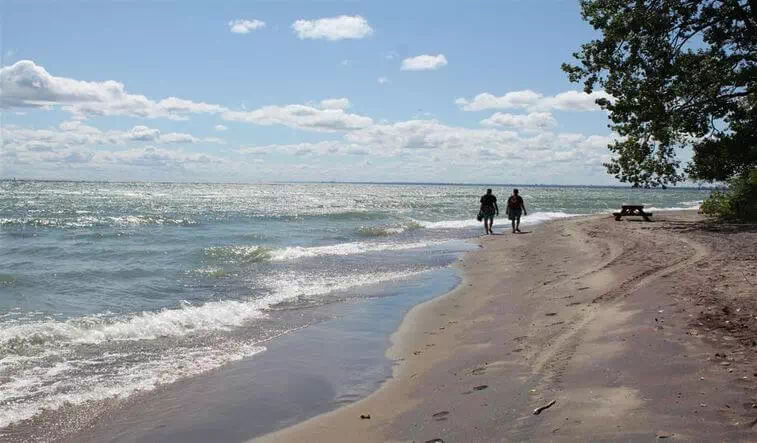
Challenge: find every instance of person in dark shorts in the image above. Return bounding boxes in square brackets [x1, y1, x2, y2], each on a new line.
[479, 188, 499, 235]
[506, 188, 527, 233]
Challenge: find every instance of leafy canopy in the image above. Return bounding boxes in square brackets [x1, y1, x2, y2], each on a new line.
[563, 0, 756, 188]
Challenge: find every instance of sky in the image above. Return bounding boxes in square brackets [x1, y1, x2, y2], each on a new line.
[0, 0, 665, 185]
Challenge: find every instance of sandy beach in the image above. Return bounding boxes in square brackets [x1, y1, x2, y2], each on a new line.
[259, 211, 757, 442]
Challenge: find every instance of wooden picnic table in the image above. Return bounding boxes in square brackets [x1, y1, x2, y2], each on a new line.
[613, 205, 653, 221]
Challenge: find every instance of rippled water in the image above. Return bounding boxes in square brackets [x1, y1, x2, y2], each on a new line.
[0, 180, 708, 428]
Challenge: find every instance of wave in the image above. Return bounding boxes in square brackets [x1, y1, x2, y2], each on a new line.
[0, 341, 267, 428]
[0, 299, 269, 349]
[521, 211, 579, 223]
[413, 211, 578, 229]
[260, 269, 428, 304]
[270, 240, 446, 261]
[203, 245, 272, 264]
[188, 267, 231, 278]
[0, 274, 16, 286]
[0, 215, 197, 228]
[356, 221, 423, 237]
[643, 201, 702, 212]
[0, 268, 428, 427]
[0, 269, 426, 351]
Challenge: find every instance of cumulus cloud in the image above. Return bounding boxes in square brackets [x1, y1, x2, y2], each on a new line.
[99, 146, 226, 167]
[232, 117, 618, 177]
[238, 141, 371, 158]
[2, 122, 223, 162]
[319, 98, 350, 110]
[480, 112, 557, 131]
[344, 119, 519, 153]
[456, 89, 612, 112]
[221, 102, 372, 132]
[228, 19, 266, 34]
[0, 60, 227, 119]
[214, 124, 228, 131]
[291, 15, 373, 40]
[400, 54, 448, 71]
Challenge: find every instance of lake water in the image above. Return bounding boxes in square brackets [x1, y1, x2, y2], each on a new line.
[0, 181, 708, 429]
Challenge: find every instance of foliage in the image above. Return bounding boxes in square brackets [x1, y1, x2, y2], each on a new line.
[700, 168, 757, 220]
[563, 0, 757, 188]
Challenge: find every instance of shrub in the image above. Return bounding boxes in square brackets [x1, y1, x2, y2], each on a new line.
[701, 169, 757, 221]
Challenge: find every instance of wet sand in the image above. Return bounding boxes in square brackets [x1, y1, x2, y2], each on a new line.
[259, 211, 757, 442]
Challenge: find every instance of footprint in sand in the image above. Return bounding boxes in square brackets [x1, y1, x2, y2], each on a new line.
[462, 385, 488, 395]
[567, 302, 581, 306]
[432, 411, 450, 420]
[545, 312, 558, 316]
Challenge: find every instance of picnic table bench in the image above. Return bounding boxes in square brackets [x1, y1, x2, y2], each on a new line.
[613, 205, 653, 221]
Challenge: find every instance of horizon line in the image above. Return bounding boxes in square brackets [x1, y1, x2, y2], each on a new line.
[0, 177, 718, 190]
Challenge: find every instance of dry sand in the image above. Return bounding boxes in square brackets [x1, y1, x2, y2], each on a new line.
[257, 211, 757, 442]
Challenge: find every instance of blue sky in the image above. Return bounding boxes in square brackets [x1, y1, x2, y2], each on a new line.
[1, 0, 657, 184]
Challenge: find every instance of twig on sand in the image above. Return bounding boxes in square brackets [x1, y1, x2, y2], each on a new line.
[533, 400, 556, 415]
[742, 271, 754, 286]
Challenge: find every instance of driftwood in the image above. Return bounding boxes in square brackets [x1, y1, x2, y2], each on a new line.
[533, 400, 556, 415]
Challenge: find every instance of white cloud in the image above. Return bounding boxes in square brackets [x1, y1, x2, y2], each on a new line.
[400, 54, 448, 71]
[238, 141, 346, 157]
[231, 119, 618, 174]
[228, 19, 266, 34]
[456, 89, 612, 112]
[340, 60, 351, 67]
[214, 124, 228, 132]
[0, 60, 227, 120]
[319, 98, 350, 110]
[480, 112, 557, 131]
[159, 132, 200, 144]
[99, 146, 226, 167]
[377, 77, 390, 85]
[128, 125, 162, 141]
[384, 51, 398, 60]
[344, 119, 519, 153]
[291, 15, 373, 40]
[222, 102, 372, 132]
[2, 122, 223, 162]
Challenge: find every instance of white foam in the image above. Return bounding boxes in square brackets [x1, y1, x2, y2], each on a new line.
[0, 269, 426, 349]
[416, 218, 482, 229]
[644, 201, 702, 212]
[0, 342, 267, 428]
[270, 240, 446, 261]
[0, 267, 429, 428]
[414, 211, 578, 230]
[521, 211, 579, 224]
[0, 299, 268, 347]
[261, 269, 427, 304]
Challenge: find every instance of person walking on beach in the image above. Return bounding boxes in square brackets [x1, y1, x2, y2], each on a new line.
[479, 188, 499, 235]
[506, 188, 527, 233]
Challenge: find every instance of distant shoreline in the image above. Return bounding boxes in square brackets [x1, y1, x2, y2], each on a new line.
[0, 177, 720, 190]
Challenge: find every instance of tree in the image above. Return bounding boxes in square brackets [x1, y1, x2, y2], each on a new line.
[563, 0, 756, 188]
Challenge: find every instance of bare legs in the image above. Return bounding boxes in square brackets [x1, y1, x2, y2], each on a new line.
[484, 218, 492, 235]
